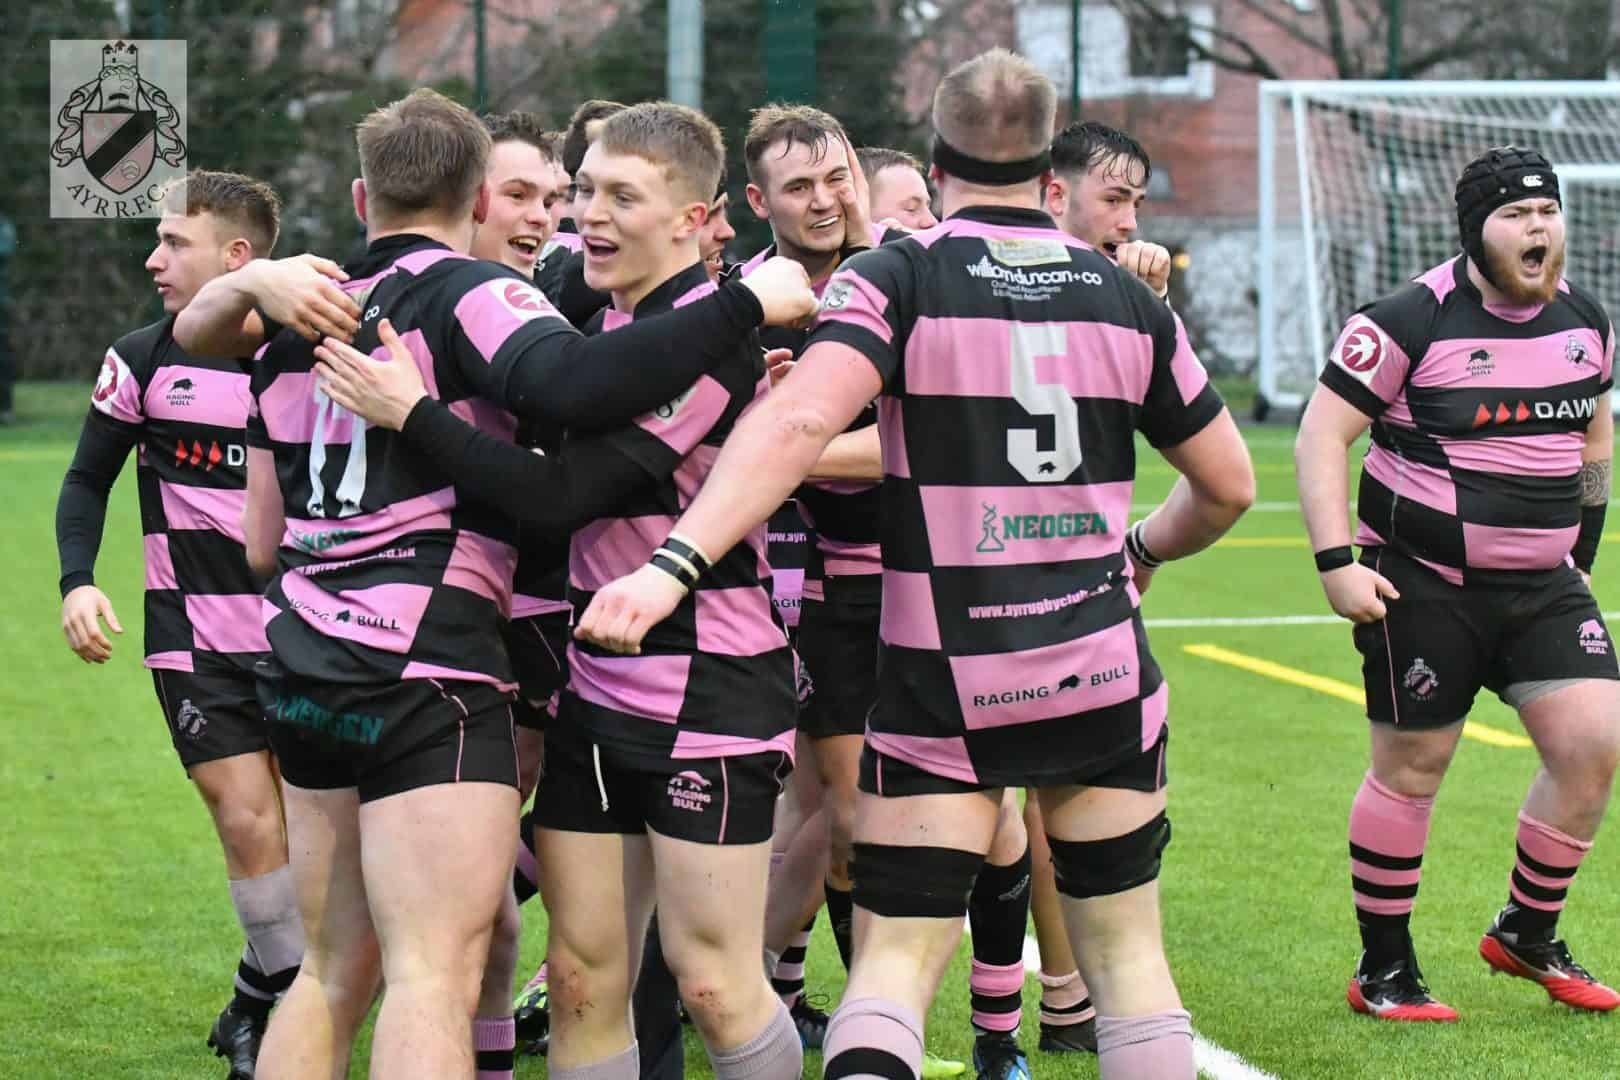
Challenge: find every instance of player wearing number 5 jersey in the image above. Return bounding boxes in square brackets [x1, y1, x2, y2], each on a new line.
[574, 49, 1254, 1080]
[225, 90, 810, 1080]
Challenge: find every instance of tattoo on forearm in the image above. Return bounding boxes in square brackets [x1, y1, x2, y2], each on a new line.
[1581, 458, 1611, 506]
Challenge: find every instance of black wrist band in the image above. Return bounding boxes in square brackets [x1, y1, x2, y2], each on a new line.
[1126, 521, 1165, 570]
[659, 535, 711, 575]
[1314, 546, 1355, 572]
[649, 552, 696, 591]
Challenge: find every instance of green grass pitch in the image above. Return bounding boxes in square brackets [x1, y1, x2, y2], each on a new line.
[4, 381, 1617, 1079]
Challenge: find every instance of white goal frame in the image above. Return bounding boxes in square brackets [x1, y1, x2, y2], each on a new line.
[1257, 80, 1620, 414]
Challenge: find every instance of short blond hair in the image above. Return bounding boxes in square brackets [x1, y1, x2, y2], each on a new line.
[594, 102, 725, 207]
[931, 49, 1055, 165]
[744, 103, 846, 185]
[356, 88, 491, 226]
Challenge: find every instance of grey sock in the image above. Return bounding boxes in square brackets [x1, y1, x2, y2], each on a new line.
[548, 1040, 640, 1080]
[709, 999, 802, 1080]
[229, 864, 304, 994]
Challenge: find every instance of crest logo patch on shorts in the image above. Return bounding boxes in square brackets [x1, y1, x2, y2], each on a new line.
[1578, 618, 1609, 656]
[1403, 658, 1439, 702]
[175, 698, 207, 738]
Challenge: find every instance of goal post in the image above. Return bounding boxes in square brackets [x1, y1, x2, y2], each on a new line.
[1257, 81, 1620, 416]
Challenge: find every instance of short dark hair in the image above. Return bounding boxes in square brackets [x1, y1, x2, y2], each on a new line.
[484, 111, 556, 163]
[561, 99, 626, 176]
[1051, 121, 1152, 189]
[744, 104, 846, 185]
[857, 146, 924, 181]
[157, 169, 281, 255]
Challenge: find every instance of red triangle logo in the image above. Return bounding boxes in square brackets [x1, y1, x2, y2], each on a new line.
[1515, 402, 1530, 422]
[1495, 403, 1511, 424]
[1473, 404, 1492, 427]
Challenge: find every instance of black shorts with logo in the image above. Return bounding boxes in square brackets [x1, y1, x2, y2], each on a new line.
[152, 668, 271, 770]
[504, 611, 572, 731]
[860, 727, 1169, 797]
[532, 721, 791, 846]
[796, 575, 881, 740]
[1354, 548, 1620, 728]
[256, 665, 518, 803]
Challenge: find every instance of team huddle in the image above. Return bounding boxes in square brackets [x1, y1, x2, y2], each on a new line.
[53, 43, 1620, 1080]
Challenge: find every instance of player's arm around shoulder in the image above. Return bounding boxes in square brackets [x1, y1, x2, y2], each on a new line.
[174, 254, 357, 358]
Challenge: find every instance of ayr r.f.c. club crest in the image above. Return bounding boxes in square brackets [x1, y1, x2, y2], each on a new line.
[52, 41, 185, 194]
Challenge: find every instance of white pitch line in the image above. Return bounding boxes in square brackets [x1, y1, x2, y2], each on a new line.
[1147, 611, 1620, 629]
[1192, 1034, 1284, 1080]
[1020, 936, 1280, 1079]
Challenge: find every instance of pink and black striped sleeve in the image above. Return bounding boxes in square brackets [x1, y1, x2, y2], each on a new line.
[445, 264, 766, 430]
[807, 244, 915, 390]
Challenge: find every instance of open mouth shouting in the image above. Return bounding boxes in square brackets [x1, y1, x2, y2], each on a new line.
[507, 234, 543, 264]
[582, 234, 620, 263]
[1519, 243, 1548, 275]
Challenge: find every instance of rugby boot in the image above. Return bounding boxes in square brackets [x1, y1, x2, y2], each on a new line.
[790, 993, 831, 1049]
[207, 1002, 265, 1079]
[972, 1033, 1032, 1080]
[1346, 950, 1459, 1022]
[513, 961, 550, 1054]
[922, 1050, 968, 1078]
[1480, 912, 1620, 1011]
[1037, 1015, 1097, 1054]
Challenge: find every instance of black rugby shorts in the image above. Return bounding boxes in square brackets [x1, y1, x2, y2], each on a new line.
[1354, 547, 1620, 729]
[256, 669, 518, 803]
[152, 668, 271, 770]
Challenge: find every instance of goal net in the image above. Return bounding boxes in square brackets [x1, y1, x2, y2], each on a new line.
[1257, 81, 1620, 414]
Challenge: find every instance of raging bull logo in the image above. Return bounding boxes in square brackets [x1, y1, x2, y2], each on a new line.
[667, 770, 713, 812]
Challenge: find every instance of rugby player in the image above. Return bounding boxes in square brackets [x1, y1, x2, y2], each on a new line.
[200, 88, 811, 1079]
[54, 170, 301, 1080]
[535, 100, 626, 304]
[1296, 146, 1620, 1021]
[1045, 120, 1172, 301]
[858, 146, 938, 230]
[308, 100, 811, 1080]
[744, 110, 1034, 1080]
[1023, 118, 1172, 1054]
[575, 48, 1256, 1080]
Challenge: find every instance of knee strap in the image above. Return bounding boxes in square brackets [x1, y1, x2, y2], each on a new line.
[1049, 812, 1171, 900]
[852, 843, 982, 919]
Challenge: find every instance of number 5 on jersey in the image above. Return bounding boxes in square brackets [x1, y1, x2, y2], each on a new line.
[1008, 323, 1082, 483]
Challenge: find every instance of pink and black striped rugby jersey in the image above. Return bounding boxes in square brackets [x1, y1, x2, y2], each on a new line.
[1321, 255, 1613, 587]
[809, 205, 1224, 786]
[737, 225, 907, 588]
[248, 235, 766, 690]
[562, 263, 796, 764]
[87, 317, 267, 675]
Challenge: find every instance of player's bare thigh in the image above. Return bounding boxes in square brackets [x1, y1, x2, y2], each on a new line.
[845, 788, 1002, 1011]
[359, 782, 519, 987]
[1035, 783, 1179, 1017]
[536, 827, 657, 1067]
[649, 831, 777, 1043]
[189, 749, 289, 877]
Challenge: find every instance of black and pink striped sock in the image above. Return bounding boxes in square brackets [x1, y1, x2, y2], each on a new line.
[1348, 771, 1434, 969]
[1499, 811, 1592, 941]
[823, 997, 923, 1080]
[474, 1015, 515, 1080]
[771, 915, 816, 1007]
[968, 844, 1031, 1037]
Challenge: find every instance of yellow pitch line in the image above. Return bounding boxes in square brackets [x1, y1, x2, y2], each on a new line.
[1183, 642, 1533, 749]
